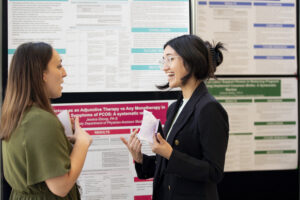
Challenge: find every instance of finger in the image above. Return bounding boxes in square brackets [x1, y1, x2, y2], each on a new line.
[137, 141, 142, 152]
[120, 137, 129, 147]
[71, 118, 75, 130]
[132, 137, 141, 151]
[129, 129, 138, 142]
[67, 135, 75, 140]
[133, 129, 139, 135]
[151, 137, 158, 154]
[130, 130, 140, 145]
[156, 133, 164, 143]
[152, 135, 158, 145]
[130, 136, 139, 150]
[74, 117, 80, 129]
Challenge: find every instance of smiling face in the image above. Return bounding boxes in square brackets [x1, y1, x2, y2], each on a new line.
[162, 45, 188, 89]
[43, 49, 66, 99]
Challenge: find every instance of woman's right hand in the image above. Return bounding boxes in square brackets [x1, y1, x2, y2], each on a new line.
[73, 117, 93, 146]
[120, 129, 143, 164]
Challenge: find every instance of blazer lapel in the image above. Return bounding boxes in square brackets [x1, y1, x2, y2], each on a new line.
[156, 82, 208, 178]
[163, 98, 183, 139]
[166, 82, 208, 145]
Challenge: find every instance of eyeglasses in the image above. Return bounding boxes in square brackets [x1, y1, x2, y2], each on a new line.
[158, 55, 181, 69]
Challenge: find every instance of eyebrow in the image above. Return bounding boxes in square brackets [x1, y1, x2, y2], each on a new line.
[165, 53, 177, 57]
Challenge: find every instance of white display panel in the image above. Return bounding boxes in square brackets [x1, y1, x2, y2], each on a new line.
[206, 78, 298, 171]
[8, 0, 190, 92]
[195, 0, 297, 75]
[53, 100, 174, 200]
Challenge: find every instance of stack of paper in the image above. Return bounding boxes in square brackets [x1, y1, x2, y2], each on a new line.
[57, 110, 73, 137]
[137, 110, 160, 143]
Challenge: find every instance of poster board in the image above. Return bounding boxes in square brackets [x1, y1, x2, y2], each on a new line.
[206, 78, 298, 171]
[7, 0, 190, 92]
[53, 100, 174, 199]
[194, 0, 297, 75]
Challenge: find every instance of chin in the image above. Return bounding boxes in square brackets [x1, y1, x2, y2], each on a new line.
[168, 82, 178, 88]
[57, 93, 63, 98]
[50, 93, 62, 99]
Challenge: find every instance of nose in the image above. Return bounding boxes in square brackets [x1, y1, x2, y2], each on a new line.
[62, 67, 67, 78]
[162, 63, 170, 72]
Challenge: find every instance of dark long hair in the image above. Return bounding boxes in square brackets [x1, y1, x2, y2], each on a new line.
[0, 42, 55, 140]
[157, 34, 225, 89]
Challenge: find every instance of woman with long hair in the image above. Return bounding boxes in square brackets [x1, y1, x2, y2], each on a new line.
[1, 42, 92, 199]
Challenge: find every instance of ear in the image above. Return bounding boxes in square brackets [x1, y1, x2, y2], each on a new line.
[43, 71, 48, 82]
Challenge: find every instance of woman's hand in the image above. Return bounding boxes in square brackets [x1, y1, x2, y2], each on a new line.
[67, 117, 76, 144]
[120, 129, 143, 164]
[73, 117, 93, 146]
[151, 133, 173, 160]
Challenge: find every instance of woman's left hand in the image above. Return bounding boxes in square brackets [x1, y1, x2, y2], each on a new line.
[151, 133, 173, 160]
[67, 117, 76, 144]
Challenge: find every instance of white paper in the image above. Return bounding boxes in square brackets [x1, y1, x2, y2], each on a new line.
[57, 110, 73, 137]
[137, 110, 160, 143]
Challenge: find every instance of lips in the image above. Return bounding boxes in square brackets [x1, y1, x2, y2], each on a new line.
[167, 72, 175, 81]
[167, 72, 175, 77]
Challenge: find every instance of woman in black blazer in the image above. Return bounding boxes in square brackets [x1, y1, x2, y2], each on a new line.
[121, 34, 229, 200]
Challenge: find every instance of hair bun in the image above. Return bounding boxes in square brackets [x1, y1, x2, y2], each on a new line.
[209, 42, 225, 67]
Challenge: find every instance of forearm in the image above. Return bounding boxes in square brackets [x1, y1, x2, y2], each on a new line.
[135, 154, 156, 179]
[46, 139, 90, 197]
[68, 139, 90, 186]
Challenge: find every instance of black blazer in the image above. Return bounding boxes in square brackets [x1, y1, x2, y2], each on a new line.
[135, 82, 229, 200]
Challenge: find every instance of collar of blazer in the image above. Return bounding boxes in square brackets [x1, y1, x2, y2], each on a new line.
[164, 81, 208, 145]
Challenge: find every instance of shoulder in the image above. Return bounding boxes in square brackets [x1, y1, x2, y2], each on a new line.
[23, 106, 58, 124]
[22, 106, 63, 138]
[168, 101, 177, 110]
[166, 99, 180, 117]
[195, 92, 227, 118]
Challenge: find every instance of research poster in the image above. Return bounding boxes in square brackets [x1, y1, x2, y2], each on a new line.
[8, 0, 190, 92]
[195, 0, 297, 74]
[53, 100, 174, 200]
[206, 78, 298, 171]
